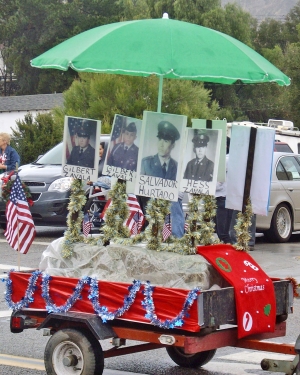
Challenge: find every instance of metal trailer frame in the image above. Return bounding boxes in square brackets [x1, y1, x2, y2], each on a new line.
[9, 279, 300, 374]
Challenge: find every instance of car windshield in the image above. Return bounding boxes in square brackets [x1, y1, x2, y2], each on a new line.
[34, 142, 63, 165]
[274, 143, 293, 153]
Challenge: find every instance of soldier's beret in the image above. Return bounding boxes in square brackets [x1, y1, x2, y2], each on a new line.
[157, 121, 180, 142]
[124, 122, 137, 133]
[76, 120, 92, 138]
[192, 133, 209, 147]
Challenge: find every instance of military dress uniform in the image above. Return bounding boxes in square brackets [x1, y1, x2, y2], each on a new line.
[107, 142, 139, 171]
[183, 155, 214, 181]
[141, 120, 180, 180]
[67, 121, 95, 168]
[141, 154, 177, 180]
[183, 132, 214, 181]
[67, 144, 95, 168]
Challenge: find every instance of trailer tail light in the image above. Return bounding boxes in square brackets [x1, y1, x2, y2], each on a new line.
[11, 316, 23, 329]
[10, 314, 38, 333]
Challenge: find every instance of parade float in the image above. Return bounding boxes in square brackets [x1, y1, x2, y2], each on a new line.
[4, 114, 299, 375]
[2, 15, 300, 375]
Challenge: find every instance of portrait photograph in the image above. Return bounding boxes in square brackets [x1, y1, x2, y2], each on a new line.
[62, 116, 101, 181]
[135, 111, 187, 202]
[102, 114, 142, 182]
[180, 128, 221, 195]
[192, 119, 227, 182]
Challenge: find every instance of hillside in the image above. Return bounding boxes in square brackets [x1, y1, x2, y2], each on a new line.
[221, 0, 299, 21]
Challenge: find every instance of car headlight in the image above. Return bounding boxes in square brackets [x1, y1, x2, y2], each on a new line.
[48, 177, 73, 192]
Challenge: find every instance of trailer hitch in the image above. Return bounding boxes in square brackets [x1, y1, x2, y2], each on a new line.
[261, 335, 300, 375]
[261, 355, 299, 375]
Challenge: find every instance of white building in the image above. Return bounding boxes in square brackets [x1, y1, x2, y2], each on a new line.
[0, 93, 64, 134]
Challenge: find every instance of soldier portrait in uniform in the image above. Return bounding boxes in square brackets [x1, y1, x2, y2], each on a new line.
[67, 119, 96, 168]
[180, 128, 220, 196]
[62, 116, 101, 181]
[107, 122, 139, 171]
[183, 131, 214, 181]
[141, 121, 180, 180]
[135, 111, 187, 201]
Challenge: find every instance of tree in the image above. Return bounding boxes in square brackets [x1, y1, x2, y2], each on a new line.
[255, 19, 286, 52]
[0, 0, 123, 95]
[117, 0, 151, 20]
[284, 41, 300, 128]
[11, 112, 63, 164]
[52, 73, 223, 132]
[202, 3, 256, 47]
[174, 0, 221, 24]
[284, 1, 300, 44]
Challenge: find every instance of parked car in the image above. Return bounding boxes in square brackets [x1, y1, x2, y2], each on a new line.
[0, 135, 110, 228]
[256, 152, 300, 242]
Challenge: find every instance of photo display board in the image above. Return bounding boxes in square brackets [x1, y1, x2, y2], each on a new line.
[180, 128, 221, 195]
[62, 116, 101, 181]
[135, 111, 187, 202]
[103, 114, 142, 183]
[192, 119, 227, 182]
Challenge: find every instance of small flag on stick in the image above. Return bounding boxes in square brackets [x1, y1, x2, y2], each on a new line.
[125, 194, 145, 235]
[162, 213, 172, 241]
[82, 213, 92, 237]
[184, 214, 189, 233]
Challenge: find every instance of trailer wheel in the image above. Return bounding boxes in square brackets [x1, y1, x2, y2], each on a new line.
[265, 203, 292, 243]
[44, 328, 104, 375]
[166, 346, 216, 368]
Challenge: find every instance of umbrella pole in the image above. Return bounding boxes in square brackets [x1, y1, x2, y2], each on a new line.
[157, 76, 163, 113]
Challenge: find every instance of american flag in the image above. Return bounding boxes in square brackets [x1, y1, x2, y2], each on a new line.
[184, 214, 189, 233]
[66, 117, 81, 159]
[82, 213, 92, 237]
[130, 212, 139, 235]
[101, 194, 144, 235]
[125, 194, 145, 235]
[184, 222, 189, 233]
[100, 199, 112, 221]
[162, 214, 172, 241]
[4, 175, 36, 254]
[108, 115, 125, 156]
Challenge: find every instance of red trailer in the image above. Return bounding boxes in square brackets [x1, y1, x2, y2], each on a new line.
[5, 245, 300, 375]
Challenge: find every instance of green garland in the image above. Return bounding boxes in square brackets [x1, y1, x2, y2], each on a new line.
[175, 194, 219, 255]
[199, 195, 218, 246]
[60, 179, 252, 258]
[233, 199, 253, 252]
[62, 179, 88, 258]
[102, 181, 131, 243]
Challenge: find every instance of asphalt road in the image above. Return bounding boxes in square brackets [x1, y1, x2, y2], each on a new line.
[0, 227, 299, 375]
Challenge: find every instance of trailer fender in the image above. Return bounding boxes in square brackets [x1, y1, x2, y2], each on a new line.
[37, 311, 115, 340]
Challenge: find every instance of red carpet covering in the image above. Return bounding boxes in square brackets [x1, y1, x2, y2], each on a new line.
[198, 244, 276, 338]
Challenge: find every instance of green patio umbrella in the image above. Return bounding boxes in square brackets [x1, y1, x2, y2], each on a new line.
[31, 14, 290, 112]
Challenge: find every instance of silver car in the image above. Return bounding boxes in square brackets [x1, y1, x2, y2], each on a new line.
[256, 152, 300, 242]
